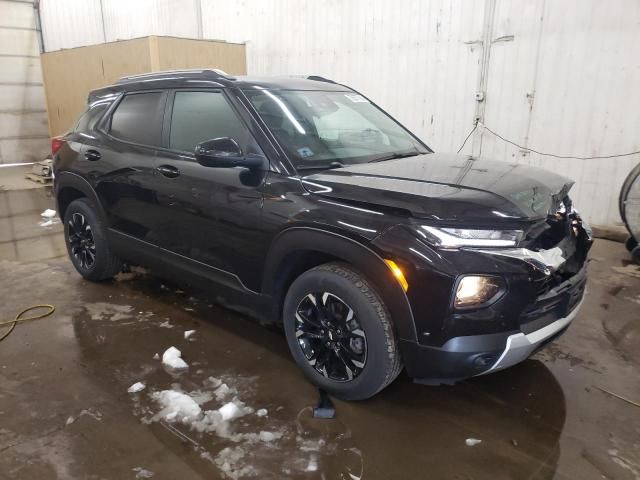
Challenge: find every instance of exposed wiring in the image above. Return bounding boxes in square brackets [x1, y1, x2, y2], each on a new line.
[457, 122, 478, 154]
[457, 122, 640, 159]
[0, 305, 55, 342]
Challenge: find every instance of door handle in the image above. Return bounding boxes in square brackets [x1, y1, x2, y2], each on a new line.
[84, 149, 101, 161]
[156, 165, 180, 179]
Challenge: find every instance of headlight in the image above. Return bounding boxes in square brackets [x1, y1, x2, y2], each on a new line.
[419, 226, 523, 248]
[455, 275, 504, 308]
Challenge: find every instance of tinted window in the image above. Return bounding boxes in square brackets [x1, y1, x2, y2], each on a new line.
[110, 92, 165, 146]
[74, 103, 108, 132]
[169, 91, 251, 153]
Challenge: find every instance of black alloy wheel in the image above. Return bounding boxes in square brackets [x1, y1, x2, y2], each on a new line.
[67, 212, 96, 269]
[295, 291, 367, 382]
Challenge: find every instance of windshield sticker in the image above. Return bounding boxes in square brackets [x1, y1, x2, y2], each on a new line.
[297, 147, 314, 158]
[344, 93, 369, 103]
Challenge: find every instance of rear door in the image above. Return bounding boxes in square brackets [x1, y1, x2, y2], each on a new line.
[151, 89, 266, 288]
[87, 90, 168, 242]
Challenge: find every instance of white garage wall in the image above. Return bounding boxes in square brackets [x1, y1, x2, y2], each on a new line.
[0, 0, 49, 164]
[39, 0, 640, 228]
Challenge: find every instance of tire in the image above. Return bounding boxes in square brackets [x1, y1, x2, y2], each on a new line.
[283, 262, 403, 400]
[63, 198, 122, 281]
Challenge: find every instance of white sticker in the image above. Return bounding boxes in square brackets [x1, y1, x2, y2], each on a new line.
[344, 93, 369, 103]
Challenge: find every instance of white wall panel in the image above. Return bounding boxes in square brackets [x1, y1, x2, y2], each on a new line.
[40, 0, 105, 52]
[0, 0, 35, 29]
[38, 0, 640, 227]
[0, 0, 48, 164]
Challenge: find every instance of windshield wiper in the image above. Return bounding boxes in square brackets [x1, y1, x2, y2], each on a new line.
[296, 161, 345, 171]
[368, 151, 423, 163]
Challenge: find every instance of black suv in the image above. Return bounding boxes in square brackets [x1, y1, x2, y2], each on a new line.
[53, 69, 592, 399]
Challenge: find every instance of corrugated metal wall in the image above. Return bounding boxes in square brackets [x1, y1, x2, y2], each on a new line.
[0, 0, 49, 165]
[39, 0, 640, 228]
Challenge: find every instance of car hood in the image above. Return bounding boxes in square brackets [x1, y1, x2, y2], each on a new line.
[301, 153, 573, 223]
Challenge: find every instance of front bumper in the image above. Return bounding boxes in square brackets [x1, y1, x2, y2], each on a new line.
[479, 297, 583, 375]
[402, 267, 586, 383]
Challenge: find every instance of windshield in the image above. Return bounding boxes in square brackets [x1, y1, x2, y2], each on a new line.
[244, 89, 429, 170]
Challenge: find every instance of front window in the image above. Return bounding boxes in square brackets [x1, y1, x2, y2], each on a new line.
[245, 89, 429, 170]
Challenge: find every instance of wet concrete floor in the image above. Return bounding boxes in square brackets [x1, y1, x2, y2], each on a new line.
[1, 186, 639, 480]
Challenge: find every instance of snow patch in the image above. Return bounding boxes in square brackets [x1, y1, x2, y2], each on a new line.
[41, 209, 56, 218]
[158, 320, 174, 329]
[128, 382, 146, 394]
[132, 467, 154, 478]
[152, 390, 202, 423]
[162, 347, 188, 369]
[214, 383, 237, 401]
[214, 446, 256, 480]
[465, 438, 482, 447]
[184, 329, 196, 339]
[256, 408, 268, 417]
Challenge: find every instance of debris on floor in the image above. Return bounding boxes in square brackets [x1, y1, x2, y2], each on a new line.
[161, 346, 188, 369]
[465, 438, 482, 447]
[612, 264, 640, 279]
[40, 208, 56, 218]
[184, 329, 196, 339]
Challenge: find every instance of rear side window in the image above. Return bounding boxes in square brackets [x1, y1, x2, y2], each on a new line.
[169, 91, 251, 153]
[110, 92, 165, 146]
[74, 103, 108, 132]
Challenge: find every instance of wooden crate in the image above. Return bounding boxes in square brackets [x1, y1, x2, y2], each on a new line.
[40, 36, 247, 137]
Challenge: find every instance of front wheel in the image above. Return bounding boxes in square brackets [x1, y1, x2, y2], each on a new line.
[283, 262, 403, 400]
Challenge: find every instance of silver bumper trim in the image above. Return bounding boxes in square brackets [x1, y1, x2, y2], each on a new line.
[482, 298, 584, 374]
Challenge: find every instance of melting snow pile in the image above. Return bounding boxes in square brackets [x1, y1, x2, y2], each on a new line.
[39, 209, 59, 227]
[128, 382, 146, 393]
[162, 346, 188, 369]
[152, 390, 202, 422]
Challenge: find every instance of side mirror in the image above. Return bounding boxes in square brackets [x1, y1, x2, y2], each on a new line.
[194, 137, 264, 169]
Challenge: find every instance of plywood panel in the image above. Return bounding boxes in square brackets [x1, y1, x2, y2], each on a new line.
[41, 36, 246, 137]
[155, 36, 247, 75]
[41, 37, 152, 136]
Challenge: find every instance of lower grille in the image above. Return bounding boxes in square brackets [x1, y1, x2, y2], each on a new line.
[520, 265, 587, 334]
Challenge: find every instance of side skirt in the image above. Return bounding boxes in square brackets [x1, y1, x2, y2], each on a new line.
[109, 229, 274, 324]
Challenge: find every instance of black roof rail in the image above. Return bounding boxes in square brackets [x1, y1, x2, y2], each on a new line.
[306, 75, 336, 84]
[115, 69, 235, 85]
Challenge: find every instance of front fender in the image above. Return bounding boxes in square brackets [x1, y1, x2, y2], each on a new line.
[262, 226, 418, 342]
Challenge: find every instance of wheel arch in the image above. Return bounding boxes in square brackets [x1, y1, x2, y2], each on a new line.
[55, 171, 106, 220]
[262, 227, 417, 342]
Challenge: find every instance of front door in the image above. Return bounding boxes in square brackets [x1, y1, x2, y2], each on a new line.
[151, 89, 267, 290]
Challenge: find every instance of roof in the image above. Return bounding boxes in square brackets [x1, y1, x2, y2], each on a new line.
[90, 69, 352, 100]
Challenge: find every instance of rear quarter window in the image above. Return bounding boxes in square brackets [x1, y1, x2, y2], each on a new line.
[73, 103, 108, 133]
[109, 92, 166, 146]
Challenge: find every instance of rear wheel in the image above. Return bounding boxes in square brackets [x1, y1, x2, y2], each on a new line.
[283, 262, 403, 400]
[63, 198, 122, 281]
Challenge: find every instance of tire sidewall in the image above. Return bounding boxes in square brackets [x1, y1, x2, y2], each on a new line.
[63, 198, 109, 279]
[283, 265, 394, 400]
